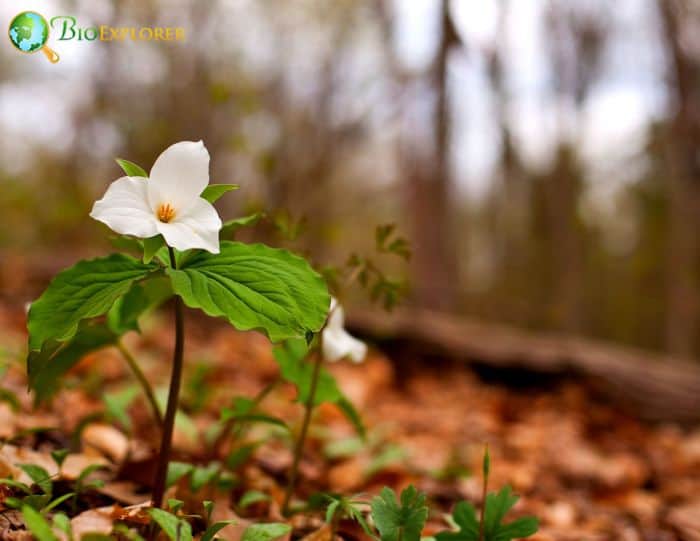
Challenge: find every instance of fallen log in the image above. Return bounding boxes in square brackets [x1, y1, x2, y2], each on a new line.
[347, 308, 700, 424]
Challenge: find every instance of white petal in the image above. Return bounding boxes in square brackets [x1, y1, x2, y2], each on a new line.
[326, 297, 345, 330]
[148, 141, 210, 214]
[90, 176, 159, 238]
[156, 197, 222, 253]
[322, 328, 367, 363]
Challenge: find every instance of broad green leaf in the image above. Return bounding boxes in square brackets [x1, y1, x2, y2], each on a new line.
[27, 254, 156, 351]
[371, 485, 428, 541]
[167, 241, 329, 342]
[202, 520, 238, 541]
[21, 505, 59, 541]
[201, 184, 239, 203]
[272, 339, 364, 436]
[142, 235, 165, 264]
[148, 508, 192, 541]
[18, 464, 52, 495]
[107, 277, 173, 335]
[28, 322, 117, 404]
[116, 158, 148, 178]
[221, 212, 265, 238]
[240, 523, 291, 541]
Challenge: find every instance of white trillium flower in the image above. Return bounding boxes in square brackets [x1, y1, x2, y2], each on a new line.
[90, 140, 222, 253]
[322, 297, 367, 363]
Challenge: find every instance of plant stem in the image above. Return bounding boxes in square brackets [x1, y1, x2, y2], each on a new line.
[282, 350, 323, 515]
[151, 248, 185, 511]
[116, 340, 163, 428]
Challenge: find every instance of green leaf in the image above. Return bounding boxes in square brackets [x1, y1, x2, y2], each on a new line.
[190, 463, 220, 492]
[221, 398, 288, 431]
[21, 505, 59, 541]
[50, 449, 70, 469]
[142, 235, 165, 264]
[220, 212, 265, 238]
[27, 254, 156, 351]
[371, 485, 428, 541]
[167, 241, 330, 342]
[434, 502, 479, 541]
[272, 339, 364, 436]
[201, 184, 239, 203]
[116, 158, 148, 178]
[43, 492, 75, 512]
[435, 487, 538, 541]
[52, 512, 71, 536]
[239, 490, 271, 509]
[107, 277, 173, 335]
[28, 321, 118, 404]
[202, 520, 238, 541]
[148, 508, 192, 541]
[166, 461, 194, 489]
[18, 464, 52, 495]
[103, 385, 139, 431]
[240, 523, 291, 541]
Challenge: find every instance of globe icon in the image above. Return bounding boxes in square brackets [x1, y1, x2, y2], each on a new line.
[8, 11, 59, 62]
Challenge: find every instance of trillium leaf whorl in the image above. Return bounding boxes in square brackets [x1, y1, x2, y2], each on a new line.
[27, 254, 157, 351]
[166, 241, 331, 342]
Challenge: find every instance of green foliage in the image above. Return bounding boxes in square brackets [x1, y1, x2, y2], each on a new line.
[148, 508, 192, 541]
[370, 485, 429, 541]
[27, 321, 117, 404]
[27, 254, 157, 351]
[116, 158, 148, 178]
[142, 235, 165, 264]
[106, 277, 172, 335]
[220, 212, 265, 238]
[166, 241, 330, 342]
[315, 493, 373, 537]
[435, 487, 538, 541]
[240, 523, 291, 541]
[375, 224, 411, 260]
[21, 505, 58, 541]
[201, 520, 238, 541]
[103, 385, 139, 431]
[272, 339, 364, 436]
[200, 184, 239, 203]
[221, 397, 288, 431]
[238, 490, 271, 509]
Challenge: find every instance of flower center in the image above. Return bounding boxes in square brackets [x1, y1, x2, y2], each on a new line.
[157, 203, 176, 223]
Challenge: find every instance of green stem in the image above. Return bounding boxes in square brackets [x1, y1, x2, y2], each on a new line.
[116, 340, 163, 428]
[151, 248, 185, 511]
[479, 470, 487, 541]
[282, 351, 323, 515]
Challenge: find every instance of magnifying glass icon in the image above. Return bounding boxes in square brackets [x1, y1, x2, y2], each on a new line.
[8, 11, 60, 63]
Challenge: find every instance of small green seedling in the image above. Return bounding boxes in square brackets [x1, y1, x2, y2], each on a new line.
[370, 485, 429, 541]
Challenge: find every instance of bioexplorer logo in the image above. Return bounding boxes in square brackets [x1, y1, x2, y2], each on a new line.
[8, 11, 186, 64]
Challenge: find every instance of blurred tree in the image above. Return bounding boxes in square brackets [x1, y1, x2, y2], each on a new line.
[657, 0, 700, 357]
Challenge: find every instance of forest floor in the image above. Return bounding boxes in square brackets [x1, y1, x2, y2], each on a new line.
[0, 301, 699, 541]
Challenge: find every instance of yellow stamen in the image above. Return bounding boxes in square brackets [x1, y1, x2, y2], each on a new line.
[157, 203, 176, 223]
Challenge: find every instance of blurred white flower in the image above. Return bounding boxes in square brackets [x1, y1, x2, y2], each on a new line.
[90, 141, 222, 253]
[322, 297, 367, 363]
